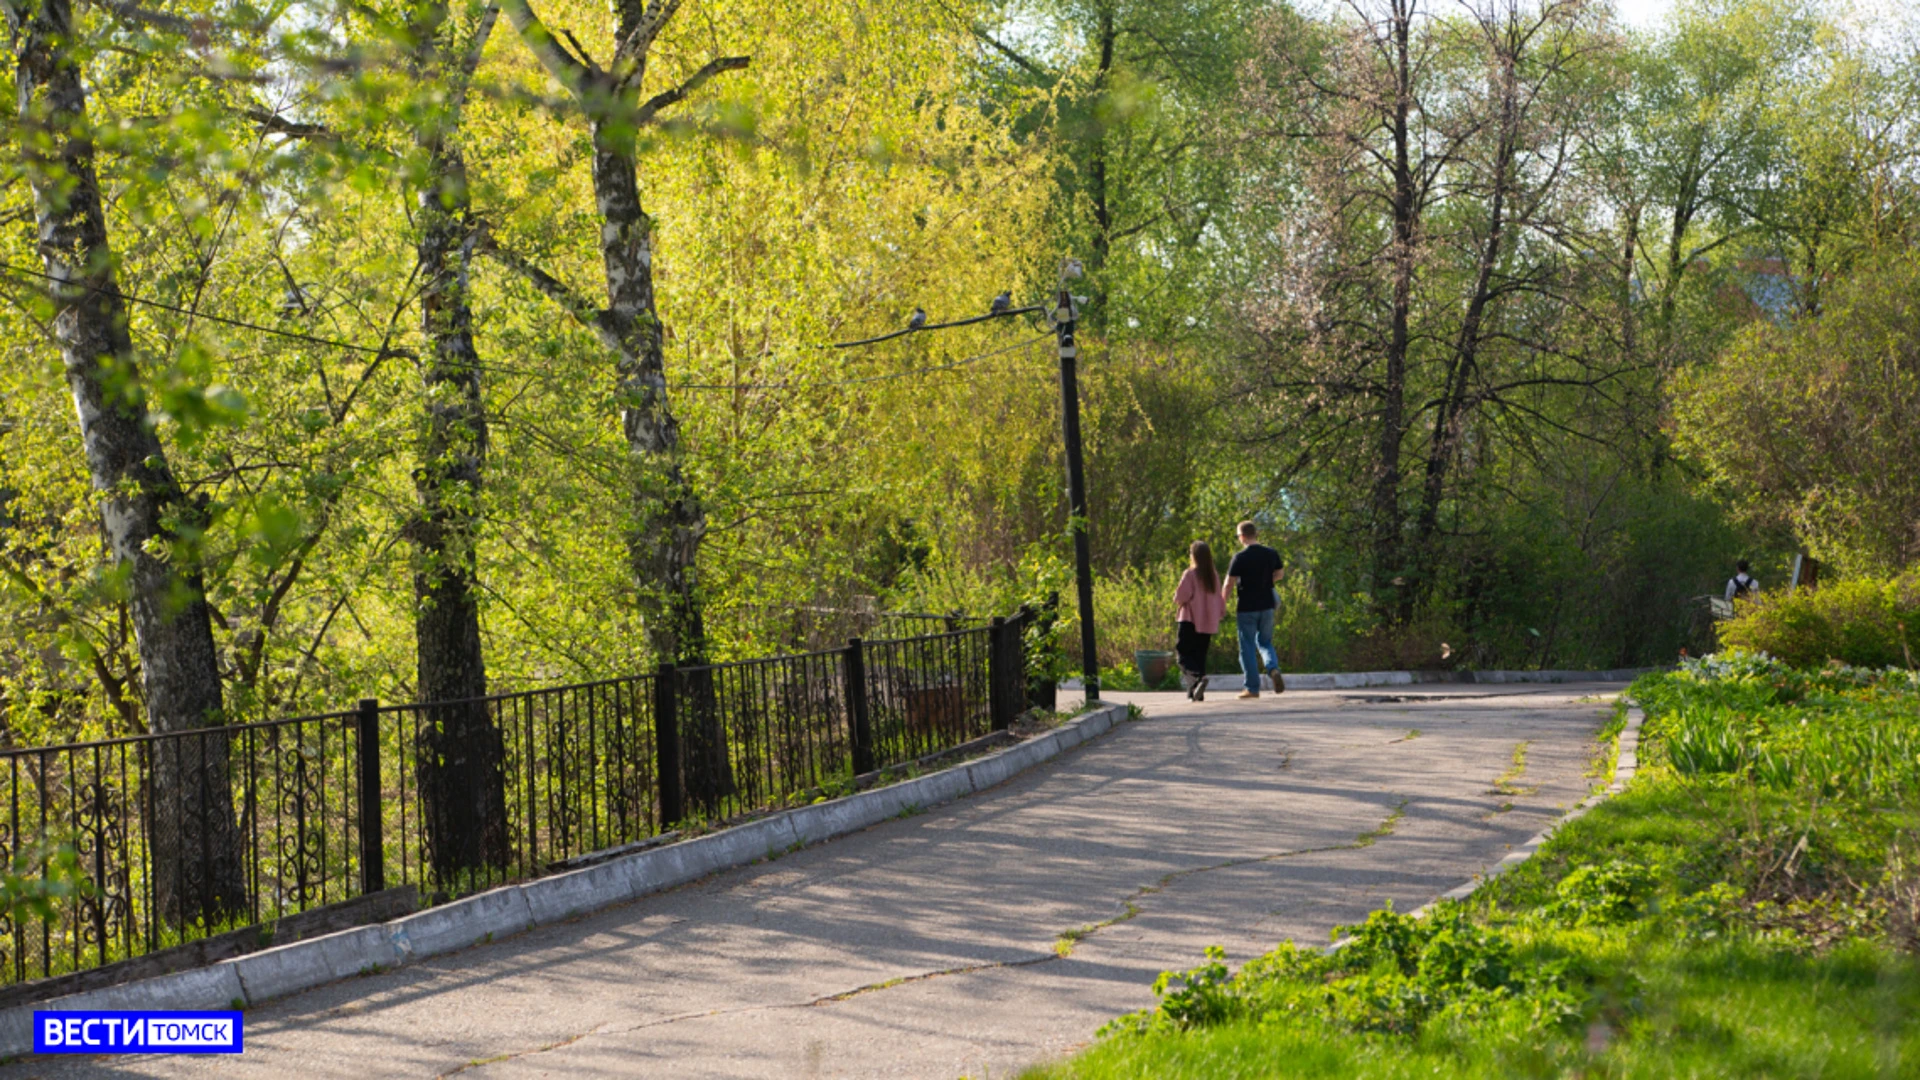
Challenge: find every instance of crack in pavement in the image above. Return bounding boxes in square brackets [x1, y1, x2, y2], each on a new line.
[1051, 798, 1411, 956]
[431, 955, 1063, 1078]
[435, 800, 1414, 1076]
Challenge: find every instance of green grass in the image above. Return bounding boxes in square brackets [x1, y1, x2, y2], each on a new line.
[1023, 652, 1920, 1079]
[1026, 936, 1920, 1078]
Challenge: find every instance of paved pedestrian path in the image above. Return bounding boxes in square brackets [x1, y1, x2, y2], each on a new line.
[11, 685, 1616, 1079]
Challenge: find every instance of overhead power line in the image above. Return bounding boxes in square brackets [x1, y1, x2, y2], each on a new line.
[829, 305, 1045, 347]
[670, 333, 1053, 391]
[0, 259, 1051, 390]
[0, 260, 407, 359]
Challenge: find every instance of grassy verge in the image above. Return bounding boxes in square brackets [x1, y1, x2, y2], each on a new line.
[1024, 652, 1920, 1079]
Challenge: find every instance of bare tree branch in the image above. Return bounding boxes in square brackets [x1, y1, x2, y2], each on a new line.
[633, 54, 750, 126]
[472, 226, 619, 349]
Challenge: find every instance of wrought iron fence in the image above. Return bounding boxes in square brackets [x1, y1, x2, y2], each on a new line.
[0, 608, 1033, 992]
[378, 673, 660, 894]
[0, 710, 365, 986]
[863, 628, 995, 766]
[753, 604, 991, 653]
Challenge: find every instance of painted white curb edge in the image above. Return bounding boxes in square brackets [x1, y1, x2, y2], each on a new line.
[0, 702, 1131, 1057]
[1412, 704, 1646, 917]
[1065, 668, 1655, 692]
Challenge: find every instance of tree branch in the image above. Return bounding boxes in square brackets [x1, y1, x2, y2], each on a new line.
[970, 24, 1048, 77]
[558, 26, 600, 75]
[94, 0, 202, 35]
[472, 226, 618, 347]
[633, 54, 750, 126]
[454, 4, 502, 95]
[244, 107, 335, 141]
[619, 0, 684, 62]
[496, 0, 590, 94]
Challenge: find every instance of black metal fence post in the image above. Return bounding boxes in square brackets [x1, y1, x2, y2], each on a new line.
[654, 663, 684, 827]
[355, 698, 385, 895]
[845, 638, 875, 775]
[1010, 608, 1030, 717]
[988, 617, 1012, 732]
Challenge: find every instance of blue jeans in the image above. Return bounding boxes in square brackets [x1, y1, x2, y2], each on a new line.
[1237, 609, 1278, 692]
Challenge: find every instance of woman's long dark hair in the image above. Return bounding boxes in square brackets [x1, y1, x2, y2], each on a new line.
[1190, 540, 1217, 594]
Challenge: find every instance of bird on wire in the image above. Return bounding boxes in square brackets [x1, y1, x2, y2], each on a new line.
[907, 307, 928, 329]
[990, 291, 1011, 315]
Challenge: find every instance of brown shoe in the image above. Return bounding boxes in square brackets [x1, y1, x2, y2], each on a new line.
[1237, 690, 1259, 700]
[1270, 668, 1286, 694]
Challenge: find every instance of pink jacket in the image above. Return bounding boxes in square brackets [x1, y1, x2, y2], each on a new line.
[1174, 568, 1224, 634]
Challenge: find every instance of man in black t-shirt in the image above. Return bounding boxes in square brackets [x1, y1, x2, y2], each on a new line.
[1220, 520, 1285, 698]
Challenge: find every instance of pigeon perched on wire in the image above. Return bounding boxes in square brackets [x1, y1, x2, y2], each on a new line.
[989, 291, 1012, 315]
[907, 307, 928, 329]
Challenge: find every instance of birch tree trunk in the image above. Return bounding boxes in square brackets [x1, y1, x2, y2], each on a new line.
[492, 0, 747, 810]
[409, 3, 509, 878]
[586, 122, 732, 807]
[8, 0, 247, 924]
[586, 126, 708, 667]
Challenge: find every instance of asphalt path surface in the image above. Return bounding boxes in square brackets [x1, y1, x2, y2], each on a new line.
[9, 683, 1616, 1080]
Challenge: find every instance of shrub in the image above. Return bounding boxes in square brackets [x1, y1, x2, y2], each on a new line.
[1634, 652, 1920, 801]
[1086, 565, 1184, 671]
[1104, 905, 1577, 1041]
[1339, 612, 1459, 672]
[1550, 861, 1659, 926]
[1719, 572, 1919, 669]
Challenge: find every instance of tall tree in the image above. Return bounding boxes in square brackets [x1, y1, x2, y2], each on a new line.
[485, 0, 747, 808]
[1742, 27, 1920, 317]
[1632, 0, 1816, 342]
[488, 0, 744, 667]
[1673, 252, 1920, 572]
[1239, 0, 1455, 613]
[6, 0, 247, 922]
[405, 0, 511, 877]
[1237, 0, 1631, 618]
[970, 0, 1259, 332]
[1408, 0, 1614, 583]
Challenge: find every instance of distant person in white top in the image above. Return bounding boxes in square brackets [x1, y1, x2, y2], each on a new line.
[1725, 560, 1760, 603]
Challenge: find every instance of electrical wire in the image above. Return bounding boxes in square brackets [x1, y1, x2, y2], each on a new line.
[669, 332, 1053, 391]
[0, 259, 1056, 390]
[829, 305, 1046, 347]
[0, 260, 408, 358]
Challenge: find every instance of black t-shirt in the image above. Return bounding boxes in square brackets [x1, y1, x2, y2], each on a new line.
[1225, 544, 1282, 612]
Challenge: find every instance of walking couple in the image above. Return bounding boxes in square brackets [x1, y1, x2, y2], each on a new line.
[1171, 520, 1286, 703]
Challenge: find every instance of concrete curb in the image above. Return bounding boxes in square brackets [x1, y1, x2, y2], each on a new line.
[1066, 668, 1655, 692]
[1414, 704, 1645, 915]
[1214, 668, 1656, 691]
[0, 703, 1130, 1056]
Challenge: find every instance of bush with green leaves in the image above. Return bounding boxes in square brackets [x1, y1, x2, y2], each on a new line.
[1103, 905, 1579, 1041]
[1634, 649, 1920, 801]
[1719, 572, 1920, 669]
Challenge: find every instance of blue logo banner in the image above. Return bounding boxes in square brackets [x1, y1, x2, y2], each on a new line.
[33, 1010, 244, 1054]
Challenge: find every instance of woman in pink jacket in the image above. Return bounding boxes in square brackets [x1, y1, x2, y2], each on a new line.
[1173, 541, 1225, 701]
